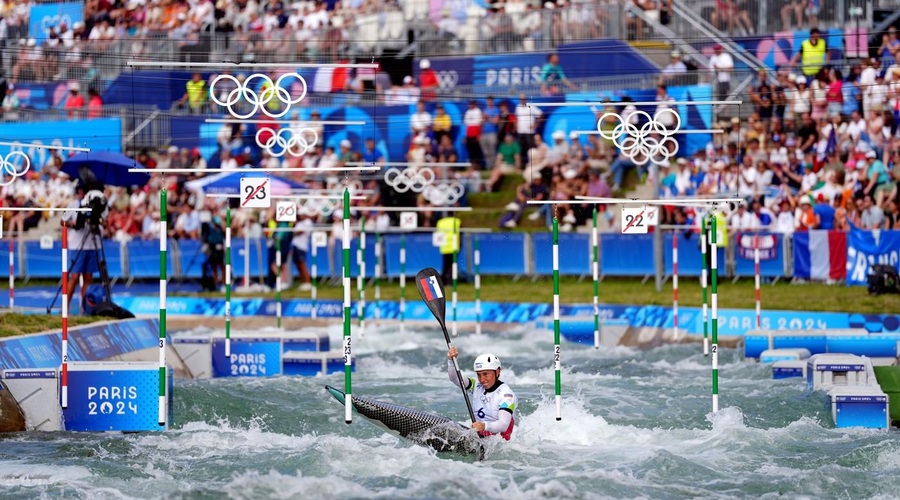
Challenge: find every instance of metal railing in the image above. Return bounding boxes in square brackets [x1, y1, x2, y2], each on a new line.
[674, 0, 898, 36]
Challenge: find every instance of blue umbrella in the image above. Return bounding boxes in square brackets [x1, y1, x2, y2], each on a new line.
[61, 151, 151, 187]
[184, 171, 308, 196]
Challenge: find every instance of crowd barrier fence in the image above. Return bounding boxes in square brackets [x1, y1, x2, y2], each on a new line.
[3, 230, 899, 286]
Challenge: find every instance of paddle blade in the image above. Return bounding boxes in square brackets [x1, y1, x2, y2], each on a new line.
[415, 268, 447, 325]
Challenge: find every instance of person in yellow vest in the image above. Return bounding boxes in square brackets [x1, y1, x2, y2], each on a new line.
[436, 216, 461, 284]
[702, 210, 730, 248]
[790, 28, 828, 78]
[178, 72, 209, 114]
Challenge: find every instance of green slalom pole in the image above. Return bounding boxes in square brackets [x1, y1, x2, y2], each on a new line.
[592, 207, 601, 349]
[357, 216, 366, 337]
[711, 213, 719, 413]
[374, 232, 381, 321]
[399, 234, 406, 334]
[701, 214, 709, 356]
[552, 216, 561, 421]
[474, 236, 481, 335]
[225, 206, 232, 356]
[158, 189, 168, 427]
[342, 189, 353, 423]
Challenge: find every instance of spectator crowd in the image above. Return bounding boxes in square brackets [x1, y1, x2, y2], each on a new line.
[2, 1, 900, 259]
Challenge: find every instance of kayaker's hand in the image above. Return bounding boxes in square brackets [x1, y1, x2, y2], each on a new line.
[448, 346, 458, 360]
[471, 421, 485, 432]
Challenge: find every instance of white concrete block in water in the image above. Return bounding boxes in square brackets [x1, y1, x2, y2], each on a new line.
[828, 385, 890, 429]
[772, 360, 807, 379]
[1, 369, 61, 431]
[806, 353, 869, 390]
[760, 348, 811, 364]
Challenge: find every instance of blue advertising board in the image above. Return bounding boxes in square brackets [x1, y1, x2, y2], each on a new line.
[29, 2, 83, 39]
[211, 338, 282, 377]
[0, 118, 122, 172]
[63, 363, 166, 431]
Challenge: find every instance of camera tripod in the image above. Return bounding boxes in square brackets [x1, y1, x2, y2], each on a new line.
[47, 223, 132, 318]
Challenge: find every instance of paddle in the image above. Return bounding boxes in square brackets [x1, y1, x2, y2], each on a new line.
[415, 267, 477, 424]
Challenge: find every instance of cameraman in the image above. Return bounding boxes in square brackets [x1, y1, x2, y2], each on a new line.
[200, 214, 226, 291]
[61, 183, 107, 314]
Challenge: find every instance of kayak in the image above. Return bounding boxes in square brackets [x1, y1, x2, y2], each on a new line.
[325, 385, 485, 459]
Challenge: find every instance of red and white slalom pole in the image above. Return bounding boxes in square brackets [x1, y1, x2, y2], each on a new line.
[755, 234, 761, 329]
[61, 225, 69, 408]
[672, 231, 679, 341]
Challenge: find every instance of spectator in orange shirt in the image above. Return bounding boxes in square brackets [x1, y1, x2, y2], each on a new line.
[87, 87, 103, 119]
[65, 82, 85, 119]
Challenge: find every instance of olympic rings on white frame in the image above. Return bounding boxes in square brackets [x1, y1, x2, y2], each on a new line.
[384, 167, 436, 193]
[255, 127, 318, 158]
[297, 198, 336, 218]
[423, 181, 465, 206]
[597, 108, 681, 166]
[0, 151, 31, 186]
[210, 72, 308, 120]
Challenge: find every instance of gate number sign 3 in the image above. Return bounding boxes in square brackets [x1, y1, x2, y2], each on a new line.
[275, 201, 297, 222]
[240, 177, 271, 208]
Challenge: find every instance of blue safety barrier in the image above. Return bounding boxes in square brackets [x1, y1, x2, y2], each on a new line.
[305, 240, 331, 279]
[825, 334, 900, 358]
[333, 235, 379, 278]
[23, 240, 63, 279]
[600, 233, 654, 277]
[230, 238, 264, 283]
[533, 232, 590, 276]
[663, 231, 726, 277]
[732, 232, 785, 278]
[175, 239, 205, 278]
[381, 233, 469, 278]
[745, 334, 769, 358]
[101, 240, 125, 279]
[468, 233, 527, 276]
[773, 333, 828, 354]
[126, 239, 174, 279]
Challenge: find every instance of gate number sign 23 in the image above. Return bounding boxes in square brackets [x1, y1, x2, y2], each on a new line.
[241, 177, 271, 208]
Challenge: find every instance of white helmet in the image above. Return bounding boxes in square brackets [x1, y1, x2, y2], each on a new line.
[474, 353, 501, 372]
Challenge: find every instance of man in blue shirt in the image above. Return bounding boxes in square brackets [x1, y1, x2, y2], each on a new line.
[361, 137, 384, 166]
[481, 96, 500, 164]
[813, 193, 835, 230]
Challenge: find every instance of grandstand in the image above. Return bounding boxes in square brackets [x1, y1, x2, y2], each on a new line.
[1, 0, 899, 290]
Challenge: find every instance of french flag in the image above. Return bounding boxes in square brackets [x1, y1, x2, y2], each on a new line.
[419, 275, 443, 300]
[793, 230, 847, 280]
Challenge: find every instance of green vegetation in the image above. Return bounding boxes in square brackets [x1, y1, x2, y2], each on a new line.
[0, 313, 107, 338]
[191, 276, 899, 314]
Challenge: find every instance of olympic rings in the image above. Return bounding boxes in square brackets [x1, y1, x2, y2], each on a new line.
[297, 198, 336, 217]
[255, 127, 318, 158]
[384, 167, 436, 193]
[423, 181, 465, 205]
[597, 108, 681, 166]
[210, 72, 308, 119]
[0, 151, 31, 187]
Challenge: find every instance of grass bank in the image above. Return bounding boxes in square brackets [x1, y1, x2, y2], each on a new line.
[3, 277, 895, 337]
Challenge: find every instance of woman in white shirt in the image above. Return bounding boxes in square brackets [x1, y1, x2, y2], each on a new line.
[774, 198, 795, 233]
[787, 77, 811, 117]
